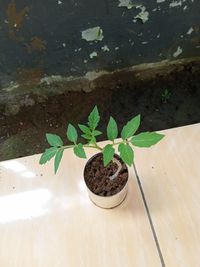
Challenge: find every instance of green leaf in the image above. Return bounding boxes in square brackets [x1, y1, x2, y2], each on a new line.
[88, 106, 100, 130]
[93, 130, 102, 136]
[46, 133, 63, 147]
[118, 143, 134, 167]
[107, 116, 118, 141]
[121, 114, 141, 140]
[81, 134, 91, 140]
[39, 147, 58, 165]
[73, 143, 86, 159]
[78, 124, 91, 135]
[67, 124, 78, 143]
[131, 132, 165, 147]
[54, 148, 64, 174]
[103, 144, 115, 166]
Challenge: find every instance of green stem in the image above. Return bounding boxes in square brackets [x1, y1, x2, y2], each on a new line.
[94, 143, 103, 151]
[62, 143, 103, 151]
[62, 140, 130, 153]
[84, 144, 103, 151]
[62, 145, 75, 149]
[112, 140, 126, 146]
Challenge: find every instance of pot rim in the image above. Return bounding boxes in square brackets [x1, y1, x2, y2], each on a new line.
[83, 152, 129, 198]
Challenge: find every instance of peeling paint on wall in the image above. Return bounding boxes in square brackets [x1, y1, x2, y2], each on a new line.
[118, 0, 135, 9]
[81, 27, 104, 42]
[101, 45, 110, 52]
[74, 47, 82, 52]
[173, 46, 183, 57]
[134, 6, 149, 23]
[187, 27, 194, 35]
[169, 1, 182, 8]
[0, 0, 199, 89]
[3, 82, 19, 92]
[157, 0, 166, 3]
[89, 51, 98, 59]
[40, 75, 64, 85]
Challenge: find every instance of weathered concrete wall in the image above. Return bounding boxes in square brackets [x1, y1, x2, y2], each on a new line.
[0, 0, 200, 91]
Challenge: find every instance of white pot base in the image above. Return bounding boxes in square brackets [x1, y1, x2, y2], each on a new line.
[86, 181, 128, 209]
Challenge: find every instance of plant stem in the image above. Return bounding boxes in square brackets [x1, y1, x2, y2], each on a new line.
[113, 140, 126, 146]
[63, 145, 74, 149]
[109, 157, 122, 181]
[62, 140, 129, 153]
[62, 143, 103, 151]
[84, 144, 103, 151]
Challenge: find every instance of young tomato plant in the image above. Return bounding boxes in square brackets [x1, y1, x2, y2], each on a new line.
[40, 106, 164, 173]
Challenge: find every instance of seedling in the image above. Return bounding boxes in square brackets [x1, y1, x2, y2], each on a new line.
[40, 106, 164, 173]
[162, 89, 171, 103]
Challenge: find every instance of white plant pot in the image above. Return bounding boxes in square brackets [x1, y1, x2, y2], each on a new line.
[84, 153, 129, 209]
[85, 182, 128, 209]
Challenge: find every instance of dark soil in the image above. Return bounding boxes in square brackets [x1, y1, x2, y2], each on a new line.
[84, 153, 128, 196]
[0, 60, 200, 160]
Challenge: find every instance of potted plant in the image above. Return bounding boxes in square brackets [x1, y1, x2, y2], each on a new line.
[40, 106, 164, 208]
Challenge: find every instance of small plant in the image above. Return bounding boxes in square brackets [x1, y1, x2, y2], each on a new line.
[162, 89, 171, 103]
[40, 106, 164, 173]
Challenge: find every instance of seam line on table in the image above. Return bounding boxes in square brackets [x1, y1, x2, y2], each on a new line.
[133, 164, 166, 267]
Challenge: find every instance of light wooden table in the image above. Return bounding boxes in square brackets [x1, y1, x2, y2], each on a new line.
[0, 123, 199, 267]
[134, 123, 200, 267]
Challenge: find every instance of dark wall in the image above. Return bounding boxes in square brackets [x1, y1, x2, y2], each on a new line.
[0, 0, 200, 89]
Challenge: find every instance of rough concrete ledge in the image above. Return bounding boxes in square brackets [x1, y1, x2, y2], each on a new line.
[1, 57, 200, 116]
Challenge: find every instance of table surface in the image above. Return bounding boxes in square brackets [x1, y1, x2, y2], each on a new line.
[0, 123, 199, 267]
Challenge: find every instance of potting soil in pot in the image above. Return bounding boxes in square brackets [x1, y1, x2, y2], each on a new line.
[84, 154, 128, 197]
